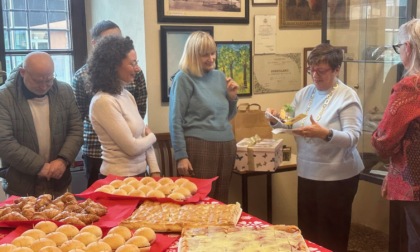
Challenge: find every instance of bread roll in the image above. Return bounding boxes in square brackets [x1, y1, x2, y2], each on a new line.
[29, 237, 56, 252]
[181, 181, 198, 194]
[172, 187, 192, 198]
[133, 227, 156, 243]
[85, 241, 112, 252]
[100, 233, 125, 250]
[115, 244, 141, 252]
[107, 226, 132, 241]
[56, 224, 79, 239]
[122, 177, 138, 184]
[80, 225, 103, 239]
[146, 189, 165, 198]
[158, 177, 174, 185]
[110, 179, 124, 189]
[138, 185, 153, 195]
[34, 220, 58, 234]
[126, 235, 150, 248]
[112, 188, 128, 196]
[0, 244, 16, 252]
[127, 189, 145, 197]
[60, 239, 86, 252]
[45, 231, 68, 246]
[139, 177, 155, 185]
[73, 231, 98, 245]
[157, 184, 173, 195]
[94, 185, 113, 193]
[167, 192, 186, 202]
[127, 180, 143, 189]
[21, 229, 46, 239]
[119, 184, 135, 194]
[145, 181, 160, 189]
[12, 236, 35, 247]
[8, 247, 33, 252]
[174, 178, 189, 186]
[38, 246, 62, 252]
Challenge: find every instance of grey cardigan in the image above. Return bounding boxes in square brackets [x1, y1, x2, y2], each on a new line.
[0, 68, 83, 196]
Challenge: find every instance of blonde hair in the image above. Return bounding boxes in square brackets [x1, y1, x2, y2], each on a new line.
[178, 31, 216, 77]
[398, 18, 420, 76]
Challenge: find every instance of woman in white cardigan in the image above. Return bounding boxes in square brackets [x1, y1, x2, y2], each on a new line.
[88, 36, 160, 178]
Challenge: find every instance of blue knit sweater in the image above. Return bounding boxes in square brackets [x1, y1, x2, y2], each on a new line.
[169, 70, 237, 160]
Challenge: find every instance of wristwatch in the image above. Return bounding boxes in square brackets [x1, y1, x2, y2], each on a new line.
[325, 129, 333, 142]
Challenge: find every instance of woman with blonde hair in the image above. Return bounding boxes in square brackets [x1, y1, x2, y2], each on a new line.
[169, 31, 238, 203]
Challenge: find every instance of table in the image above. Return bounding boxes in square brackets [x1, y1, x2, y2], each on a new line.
[233, 154, 297, 223]
[164, 197, 331, 252]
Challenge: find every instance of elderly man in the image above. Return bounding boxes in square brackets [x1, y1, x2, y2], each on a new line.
[0, 52, 83, 197]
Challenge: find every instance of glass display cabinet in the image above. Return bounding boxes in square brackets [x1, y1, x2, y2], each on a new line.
[322, 2, 417, 251]
[322, 0, 416, 177]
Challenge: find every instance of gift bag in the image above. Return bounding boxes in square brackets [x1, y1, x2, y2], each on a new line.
[231, 103, 273, 142]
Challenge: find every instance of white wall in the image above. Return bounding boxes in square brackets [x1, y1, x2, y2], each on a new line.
[84, 1, 389, 234]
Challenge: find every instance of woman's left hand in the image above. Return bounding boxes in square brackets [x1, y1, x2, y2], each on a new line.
[226, 77, 239, 101]
[292, 115, 330, 139]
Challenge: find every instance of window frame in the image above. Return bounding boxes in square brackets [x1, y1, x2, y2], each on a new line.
[0, 0, 87, 84]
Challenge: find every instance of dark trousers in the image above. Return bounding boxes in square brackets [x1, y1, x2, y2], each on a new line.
[298, 175, 360, 252]
[401, 201, 420, 252]
[82, 155, 102, 187]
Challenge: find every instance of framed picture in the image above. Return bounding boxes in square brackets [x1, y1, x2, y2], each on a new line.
[279, 0, 350, 29]
[303, 47, 347, 86]
[216, 41, 252, 96]
[160, 25, 214, 103]
[157, 0, 249, 24]
[252, 0, 277, 5]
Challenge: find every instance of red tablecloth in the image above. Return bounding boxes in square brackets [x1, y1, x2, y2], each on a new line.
[0, 195, 331, 251]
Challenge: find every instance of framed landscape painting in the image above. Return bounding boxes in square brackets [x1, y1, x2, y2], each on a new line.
[216, 41, 252, 96]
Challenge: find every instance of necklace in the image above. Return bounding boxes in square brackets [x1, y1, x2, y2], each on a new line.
[301, 83, 338, 126]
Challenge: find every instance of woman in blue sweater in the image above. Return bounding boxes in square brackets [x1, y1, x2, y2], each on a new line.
[169, 31, 239, 203]
[266, 43, 364, 252]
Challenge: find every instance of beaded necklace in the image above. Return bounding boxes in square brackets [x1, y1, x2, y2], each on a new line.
[301, 83, 338, 127]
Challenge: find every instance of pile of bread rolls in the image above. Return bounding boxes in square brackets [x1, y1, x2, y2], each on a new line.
[95, 177, 198, 201]
[0, 220, 156, 252]
[0, 192, 107, 226]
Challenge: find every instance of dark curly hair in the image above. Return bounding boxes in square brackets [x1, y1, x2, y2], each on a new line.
[88, 36, 135, 95]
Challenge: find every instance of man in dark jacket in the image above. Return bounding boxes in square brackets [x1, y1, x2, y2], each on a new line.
[0, 52, 83, 197]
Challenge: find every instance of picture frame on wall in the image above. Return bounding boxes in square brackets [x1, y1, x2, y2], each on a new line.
[279, 0, 350, 29]
[303, 46, 347, 86]
[160, 25, 214, 103]
[157, 0, 249, 24]
[216, 41, 252, 96]
[252, 0, 277, 5]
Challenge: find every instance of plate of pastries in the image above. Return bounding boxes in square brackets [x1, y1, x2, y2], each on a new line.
[76, 176, 217, 204]
[0, 192, 139, 228]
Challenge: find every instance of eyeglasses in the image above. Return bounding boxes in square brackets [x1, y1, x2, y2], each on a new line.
[307, 67, 332, 76]
[130, 60, 139, 68]
[24, 69, 56, 85]
[392, 42, 407, 54]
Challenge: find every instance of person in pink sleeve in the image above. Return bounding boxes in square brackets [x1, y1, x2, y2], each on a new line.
[371, 18, 420, 252]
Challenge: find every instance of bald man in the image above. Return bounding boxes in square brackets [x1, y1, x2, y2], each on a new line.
[0, 52, 83, 197]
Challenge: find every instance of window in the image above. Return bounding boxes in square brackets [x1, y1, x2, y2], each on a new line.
[0, 0, 86, 84]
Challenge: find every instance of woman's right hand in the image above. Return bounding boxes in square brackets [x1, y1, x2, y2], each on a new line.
[177, 158, 194, 176]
